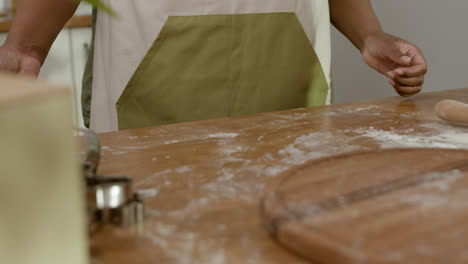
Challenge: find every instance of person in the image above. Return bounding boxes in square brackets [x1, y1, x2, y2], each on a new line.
[0, 0, 427, 133]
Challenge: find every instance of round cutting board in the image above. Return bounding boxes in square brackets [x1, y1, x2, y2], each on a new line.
[262, 148, 468, 264]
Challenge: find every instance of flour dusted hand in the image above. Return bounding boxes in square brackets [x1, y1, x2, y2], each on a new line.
[435, 100, 468, 125]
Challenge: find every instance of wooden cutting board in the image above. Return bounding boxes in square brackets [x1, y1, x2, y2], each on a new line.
[0, 74, 87, 264]
[262, 148, 468, 264]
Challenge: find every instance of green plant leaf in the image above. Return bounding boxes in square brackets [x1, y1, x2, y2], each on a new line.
[75, 0, 117, 16]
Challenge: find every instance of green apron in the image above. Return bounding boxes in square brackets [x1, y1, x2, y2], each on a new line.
[83, 5, 330, 132]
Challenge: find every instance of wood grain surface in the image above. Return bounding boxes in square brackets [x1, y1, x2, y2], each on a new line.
[262, 148, 468, 264]
[91, 88, 468, 264]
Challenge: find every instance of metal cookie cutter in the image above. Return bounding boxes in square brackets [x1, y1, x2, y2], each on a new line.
[81, 129, 144, 234]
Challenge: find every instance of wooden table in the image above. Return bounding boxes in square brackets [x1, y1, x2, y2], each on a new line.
[92, 88, 468, 264]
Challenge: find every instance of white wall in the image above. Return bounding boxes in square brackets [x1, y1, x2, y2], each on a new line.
[331, 0, 468, 103]
[0, 3, 92, 128]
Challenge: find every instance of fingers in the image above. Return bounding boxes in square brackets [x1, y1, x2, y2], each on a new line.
[362, 33, 427, 97]
[388, 79, 422, 97]
[394, 64, 427, 78]
[395, 76, 424, 87]
[397, 85, 422, 96]
[386, 70, 424, 86]
[386, 60, 427, 97]
[384, 47, 413, 66]
[393, 39, 428, 79]
[372, 36, 413, 66]
[363, 34, 427, 98]
[399, 40, 427, 66]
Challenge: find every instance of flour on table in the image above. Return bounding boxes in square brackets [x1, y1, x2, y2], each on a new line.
[402, 194, 448, 208]
[422, 169, 464, 192]
[207, 133, 240, 139]
[154, 222, 177, 236]
[267, 112, 312, 121]
[217, 168, 235, 182]
[119, 113, 467, 264]
[137, 188, 159, 198]
[352, 105, 381, 112]
[264, 165, 289, 177]
[324, 105, 383, 116]
[277, 132, 361, 167]
[145, 208, 161, 217]
[352, 123, 468, 149]
[145, 226, 197, 264]
[135, 169, 173, 187]
[111, 150, 128, 155]
[167, 197, 216, 219]
[175, 166, 193, 174]
[400, 169, 465, 209]
[164, 139, 183, 145]
[119, 145, 152, 150]
[222, 145, 249, 155]
[101, 146, 112, 151]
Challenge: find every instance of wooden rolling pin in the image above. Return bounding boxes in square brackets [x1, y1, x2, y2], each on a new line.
[435, 100, 468, 124]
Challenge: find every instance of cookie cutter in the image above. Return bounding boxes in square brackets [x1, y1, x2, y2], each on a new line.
[81, 129, 144, 234]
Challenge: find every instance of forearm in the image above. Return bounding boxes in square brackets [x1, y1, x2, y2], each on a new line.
[5, 0, 79, 64]
[329, 0, 382, 52]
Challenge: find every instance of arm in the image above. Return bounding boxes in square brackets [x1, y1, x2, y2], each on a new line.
[329, 0, 427, 97]
[0, 0, 78, 76]
[330, 0, 382, 52]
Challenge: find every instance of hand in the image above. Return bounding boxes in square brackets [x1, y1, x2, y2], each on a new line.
[0, 44, 41, 77]
[362, 32, 427, 97]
